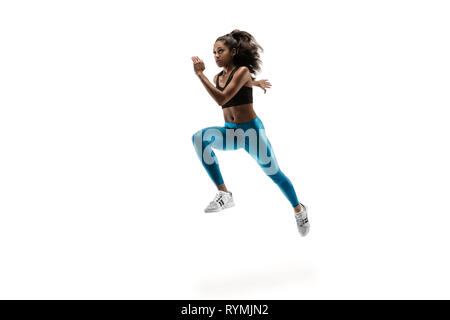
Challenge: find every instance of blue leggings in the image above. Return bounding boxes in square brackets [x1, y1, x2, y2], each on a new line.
[191, 117, 300, 208]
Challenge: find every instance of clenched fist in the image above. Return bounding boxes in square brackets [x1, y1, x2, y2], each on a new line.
[192, 56, 205, 75]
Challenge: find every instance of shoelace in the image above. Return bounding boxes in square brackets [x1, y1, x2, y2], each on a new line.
[296, 214, 309, 226]
[295, 204, 309, 225]
[209, 192, 225, 206]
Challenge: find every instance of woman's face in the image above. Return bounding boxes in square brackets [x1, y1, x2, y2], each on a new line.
[213, 41, 236, 66]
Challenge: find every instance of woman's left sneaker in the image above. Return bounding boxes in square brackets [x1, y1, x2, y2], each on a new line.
[295, 202, 310, 237]
[204, 190, 235, 213]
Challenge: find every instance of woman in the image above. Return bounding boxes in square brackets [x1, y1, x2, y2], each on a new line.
[191, 29, 309, 236]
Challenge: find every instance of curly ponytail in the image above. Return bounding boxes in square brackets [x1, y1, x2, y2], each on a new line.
[215, 29, 264, 80]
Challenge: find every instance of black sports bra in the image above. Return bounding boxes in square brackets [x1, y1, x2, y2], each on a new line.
[216, 66, 253, 109]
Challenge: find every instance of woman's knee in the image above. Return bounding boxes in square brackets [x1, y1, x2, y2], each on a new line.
[192, 129, 203, 144]
[192, 130, 205, 155]
[266, 169, 286, 184]
[193, 127, 226, 149]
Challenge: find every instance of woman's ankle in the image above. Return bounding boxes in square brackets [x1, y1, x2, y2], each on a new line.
[217, 184, 228, 192]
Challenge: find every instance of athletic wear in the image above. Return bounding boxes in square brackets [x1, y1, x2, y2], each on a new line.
[204, 190, 235, 213]
[192, 116, 300, 208]
[216, 66, 253, 109]
[295, 202, 310, 237]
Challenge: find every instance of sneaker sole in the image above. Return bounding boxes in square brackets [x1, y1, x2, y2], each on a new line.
[204, 201, 235, 213]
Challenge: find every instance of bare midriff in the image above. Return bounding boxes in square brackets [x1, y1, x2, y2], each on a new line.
[223, 101, 257, 124]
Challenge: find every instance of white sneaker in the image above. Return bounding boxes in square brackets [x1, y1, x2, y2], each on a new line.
[204, 190, 235, 213]
[295, 202, 310, 237]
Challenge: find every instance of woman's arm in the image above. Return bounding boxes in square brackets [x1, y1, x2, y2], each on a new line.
[195, 72, 225, 106]
[192, 56, 225, 106]
[250, 78, 272, 94]
[192, 56, 249, 106]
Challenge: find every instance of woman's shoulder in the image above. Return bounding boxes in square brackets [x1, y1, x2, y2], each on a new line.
[237, 65, 250, 72]
[235, 66, 252, 86]
[234, 66, 251, 79]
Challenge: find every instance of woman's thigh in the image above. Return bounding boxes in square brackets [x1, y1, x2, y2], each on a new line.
[193, 126, 239, 151]
[244, 127, 281, 176]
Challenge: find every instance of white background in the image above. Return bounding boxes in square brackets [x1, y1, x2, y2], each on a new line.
[1, 0, 449, 299]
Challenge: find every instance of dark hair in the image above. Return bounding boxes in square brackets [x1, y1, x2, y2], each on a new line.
[215, 29, 264, 80]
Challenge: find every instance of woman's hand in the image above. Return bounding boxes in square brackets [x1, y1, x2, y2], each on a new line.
[251, 79, 272, 94]
[192, 56, 205, 75]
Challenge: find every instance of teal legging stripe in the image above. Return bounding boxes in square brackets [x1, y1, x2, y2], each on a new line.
[191, 117, 300, 208]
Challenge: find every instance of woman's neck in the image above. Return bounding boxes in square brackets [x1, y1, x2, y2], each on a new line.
[222, 64, 236, 75]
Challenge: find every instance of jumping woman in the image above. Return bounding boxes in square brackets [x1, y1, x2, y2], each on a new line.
[191, 29, 310, 236]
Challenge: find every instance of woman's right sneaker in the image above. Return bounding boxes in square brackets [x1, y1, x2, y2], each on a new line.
[295, 202, 310, 237]
[204, 190, 235, 213]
